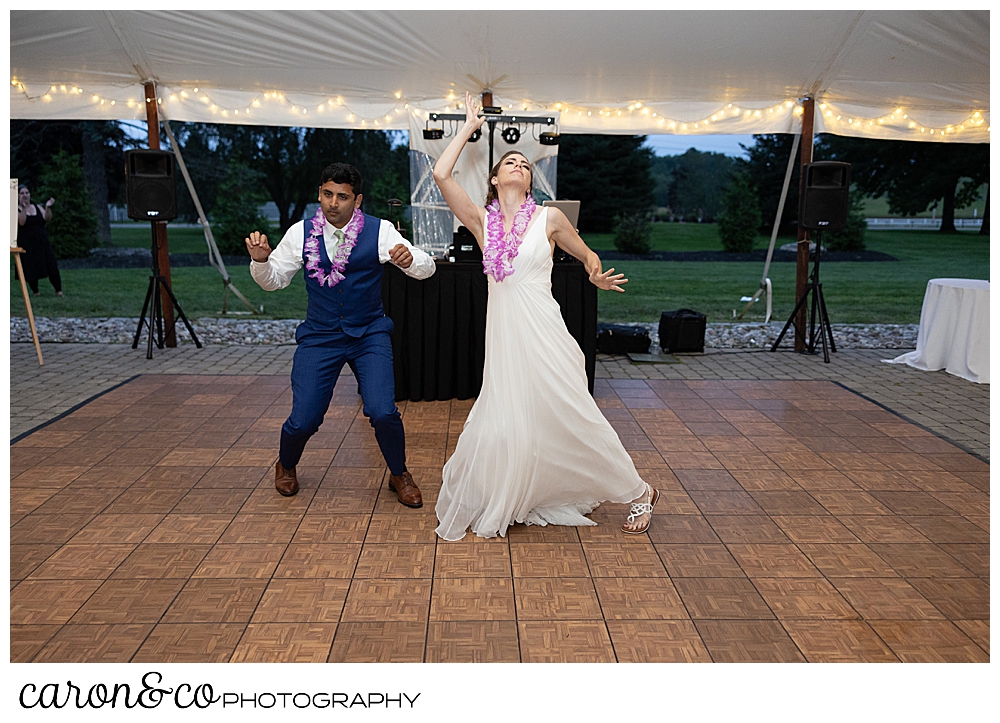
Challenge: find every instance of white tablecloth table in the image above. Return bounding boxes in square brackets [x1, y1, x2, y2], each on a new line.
[885, 278, 989, 384]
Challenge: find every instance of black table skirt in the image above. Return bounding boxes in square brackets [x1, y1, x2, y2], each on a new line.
[382, 260, 597, 401]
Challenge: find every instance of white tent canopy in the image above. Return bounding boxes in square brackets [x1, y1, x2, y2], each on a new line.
[10, 10, 990, 143]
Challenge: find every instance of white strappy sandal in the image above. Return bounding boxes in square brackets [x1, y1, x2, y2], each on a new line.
[621, 484, 660, 535]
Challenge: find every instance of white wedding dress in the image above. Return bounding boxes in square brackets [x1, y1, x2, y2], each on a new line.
[435, 207, 648, 540]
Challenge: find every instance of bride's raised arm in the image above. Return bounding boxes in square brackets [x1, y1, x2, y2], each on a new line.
[432, 92, 489, 243]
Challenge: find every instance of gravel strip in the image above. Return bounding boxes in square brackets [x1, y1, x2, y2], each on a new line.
[10, 317, 919, 350]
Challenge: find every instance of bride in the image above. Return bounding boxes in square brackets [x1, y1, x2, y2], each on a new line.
[432, 92, 659, 541]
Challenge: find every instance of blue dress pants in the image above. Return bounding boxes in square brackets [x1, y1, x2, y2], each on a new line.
[279, 328, 406, 475]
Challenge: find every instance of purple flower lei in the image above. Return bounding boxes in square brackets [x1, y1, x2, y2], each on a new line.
[482, 195, 536, 282]
[304, 206, 364, 287]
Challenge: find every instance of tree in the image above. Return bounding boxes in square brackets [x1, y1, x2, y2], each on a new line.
[36, 150, 100, 259]
[613, 211, 652, 255]
[185, 124, 410, 233]
[817, 135, 989, 234]
[666, 148, 737, 222]
[650, 154, 679, 209]
[717, 172, 761, 252]
[555, 134, 655, 232]
[11, 119, 131, 244]
[211, 160, 273, 255]
[738, 134, 802, 236]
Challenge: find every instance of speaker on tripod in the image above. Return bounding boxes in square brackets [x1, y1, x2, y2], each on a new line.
[770, 161, 851, 363]
[125, 149, 178, 221]
[124, 150, 201, 358]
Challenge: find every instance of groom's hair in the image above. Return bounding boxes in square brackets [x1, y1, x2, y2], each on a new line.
[320, 163, 363, 196]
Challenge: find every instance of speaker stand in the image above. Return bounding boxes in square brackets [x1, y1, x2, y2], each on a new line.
[770, 231, 836, 363]
[132, 222, 203, 359]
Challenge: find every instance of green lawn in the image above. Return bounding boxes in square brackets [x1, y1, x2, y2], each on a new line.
[586, 225, 989, 324]
[11, 224, 988, 325]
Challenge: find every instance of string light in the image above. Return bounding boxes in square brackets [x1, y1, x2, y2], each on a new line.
[9, 78, 989, 138]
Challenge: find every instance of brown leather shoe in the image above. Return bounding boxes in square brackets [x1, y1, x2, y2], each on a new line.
[275, 461, 299, 497]
[388, 470, 422, 508]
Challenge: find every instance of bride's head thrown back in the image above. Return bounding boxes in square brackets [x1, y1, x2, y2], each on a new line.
[485, 151, 533, 206]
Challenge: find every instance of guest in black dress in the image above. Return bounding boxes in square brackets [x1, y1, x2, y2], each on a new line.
[16, 185, 63, 297]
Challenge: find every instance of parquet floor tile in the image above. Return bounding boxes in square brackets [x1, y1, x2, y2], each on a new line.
[868, 621, 990, 662]
[425, 621, 520, 662]
[11, 579, 104, 625]
[327, 621, 427, 662]
[162, 579, 268, 623]
[10, 375, 988, 663]
[725, 544, 823, 578]
[510, 542, 590, 577]
[796, 543, 900, 578]
[132, 623, 247, 663]
[672, 578, 775, 619]
[592, 577, 689, 619]
[250, 579, 350, 623]
[693, 619, 805, 662]
[828, 578, 945, 620]
[607, 620, 712, 662]
[654, 543, 746, 578]
[434, 541, 512, 577]
[751, 578, 860, 619]
[341, 579, 432, 621]
[781, 620, 898, 662]
[69, 578, 187, 624]
[273, 544, 363, 579]
[514, 577, 604, 620]
[32, 623, 154, 663]
[192, 543, 287, 579]
[354, 543, 436, 578]
[10, 544, 58, 582]
[10, 625, 61, 662]
[230, 623, 338, 663]
[518, 621, 616, 662]
[430, 577, 516, 620]
[27, 543, 136, 580]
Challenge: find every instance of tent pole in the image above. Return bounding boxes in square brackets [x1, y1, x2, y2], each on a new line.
[143, 81, 177, 347]
[161, 120, 262, 315]
[794, 97, 815, 352]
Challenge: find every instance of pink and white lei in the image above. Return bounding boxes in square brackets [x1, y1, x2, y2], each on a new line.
[482, 195, 536, 282]
[304, 206, 364, 287]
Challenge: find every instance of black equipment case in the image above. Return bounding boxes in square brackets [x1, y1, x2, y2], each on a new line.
[658, 309, 707, 353]
[597, 324, 651, 355]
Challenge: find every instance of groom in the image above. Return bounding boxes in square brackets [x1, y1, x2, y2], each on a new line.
[246, 162, 435, 505]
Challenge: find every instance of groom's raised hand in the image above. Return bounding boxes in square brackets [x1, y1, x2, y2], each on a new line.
[245, 231, 272, 262]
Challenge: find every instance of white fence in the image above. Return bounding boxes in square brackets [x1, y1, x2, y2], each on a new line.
[865, 217, 983, 230]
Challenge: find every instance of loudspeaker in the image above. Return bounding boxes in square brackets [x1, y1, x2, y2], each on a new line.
[799, 161, 850, 231]
[659, 309, 706, 354]
[125, 150, 177, 221]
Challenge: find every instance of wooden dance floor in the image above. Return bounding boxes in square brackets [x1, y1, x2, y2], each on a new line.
[10, 375, 989, 662]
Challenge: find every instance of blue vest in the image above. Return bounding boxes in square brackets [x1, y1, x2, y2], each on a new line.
[295, 213, 393, 345]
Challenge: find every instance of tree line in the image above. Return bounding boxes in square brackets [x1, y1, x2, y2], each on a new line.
[10, 119, 989, 260]
[559, 133, 988, 253]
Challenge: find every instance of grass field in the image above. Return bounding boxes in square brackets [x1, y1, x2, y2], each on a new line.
[11, 224, 988, 325]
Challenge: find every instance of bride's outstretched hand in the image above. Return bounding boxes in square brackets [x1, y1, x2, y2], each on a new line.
[464, 91, 487, 131]
[591, 267, 628, 292]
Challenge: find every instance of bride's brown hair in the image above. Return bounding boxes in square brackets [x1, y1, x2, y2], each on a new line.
[484, 151, 533, 206]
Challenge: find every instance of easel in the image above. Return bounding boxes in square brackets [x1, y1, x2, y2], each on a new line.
[10, 247, 44, 366]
